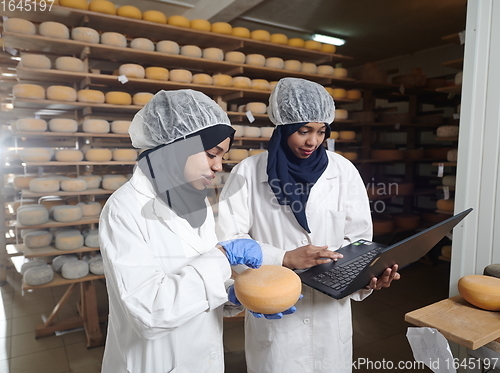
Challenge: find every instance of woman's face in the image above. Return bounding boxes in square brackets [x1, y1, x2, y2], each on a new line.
[184, 137, 231, 190]
[286, 122, 327, 159]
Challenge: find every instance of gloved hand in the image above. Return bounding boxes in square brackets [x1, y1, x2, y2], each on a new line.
[218, 239, 262, 268]
[227, 285, 240, 305]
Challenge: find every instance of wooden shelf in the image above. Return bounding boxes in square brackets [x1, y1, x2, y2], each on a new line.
[21, 161, 136, 166]
[350, 122, 442, 128]
[11, 244, 99, 258]
[432, 162, 457, 166]
[436, 85, 462, 94]
[12, 216, 99, 229]
[11, 129, 130, 138]
[442, 58, 463, 70]
[436, 186, 455, 191]
[12, 97, 142, 113]
[22, 272, 105, 290]
[21, 188, 112, 198]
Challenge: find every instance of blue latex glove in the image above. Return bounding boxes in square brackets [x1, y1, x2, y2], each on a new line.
[218, 239, 262, 268]
[227, 285, 241, 305]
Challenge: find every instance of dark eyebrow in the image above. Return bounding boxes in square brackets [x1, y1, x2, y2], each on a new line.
[301, 125, 327, 129]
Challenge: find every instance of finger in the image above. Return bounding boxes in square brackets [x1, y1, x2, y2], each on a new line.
[317, 249, 343, 260]
[282, 306, 296, 315]
[264, 313, 283, 320]
[250, 311, 264, 318]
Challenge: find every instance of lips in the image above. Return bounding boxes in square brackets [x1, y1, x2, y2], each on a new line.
[299, 148, 315, 156]
[202, 175, 214, 185]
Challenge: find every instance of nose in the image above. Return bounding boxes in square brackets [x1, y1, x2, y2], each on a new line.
[305, 134, 319, 147]
[212, 158, 223, 172]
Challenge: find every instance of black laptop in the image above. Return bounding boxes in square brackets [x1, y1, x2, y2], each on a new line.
[298, 208, 472, 299]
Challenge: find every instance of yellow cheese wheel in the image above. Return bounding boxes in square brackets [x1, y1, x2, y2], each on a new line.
[112, 149, 137, 162]
[317, 65, 335, 76]
[246, 102, 267, 114]
[130, 38, 155, 51]
[117, 5, 142, 19]
[335, 109, 348, 120]
[170, 69, 192, 83]
[55, 231, 84, 250]
[52, 205, 83, 222]
[270, 33, 288, 44]
[77, 201, 102, 217]
[260, 127, 274, 139]
[234, 265, 301, 314]
[228, 149, 248, 161]
[301, 62, 317, 74]
[320, 44, 336, 53]
[284, 60, 301, 71]
[269, 81, 279, 91]
[437, 199, 454, 212]
[4, 18, 36, 35]
[119, 64, 145, 78]
[15, 118, 47, 132]
[105, 91, 132, 105]
[13, 84, 45, 99]
[225, 51, 246, 64]
[192, 74, 213, 85]
[71, 27, 100, 43]
[331, 88, 347, 99]
[13, 175, 37, 189]
[20, 148, 53, 162]
[458, 275, 500, 311]
[17, 206, 49, 226]
[143, 10, 167, 24]
[77, 89, 105, 103]
[49, 118, 78, 133]
[232, 27, 250, 38]
[168, 15, 190, 28]
[157, 40, 180, 54]
[330, 131, 339, 139]
[250, 30, 271, 42]
[203, 47, 224, 61]
[59, 0, 88, 10]
[333, 68, 348, 78]
[243, 126, 261, 138]
[246, 54, 266, 66]
[55, 57, 85, 72]
[110, 121, 131, 134]
[85, 148, 113, 162]
[60, 178, 87, 192]
[304, 40, 321, 51]
[102, 175, 128, 190]
[101, 32, 127, 48]
[29, 178, 60, 193]
[133, 92, 154, 106]
[55, 149, 84, 162]
[181, 45, 202, 58]
[83, 119, 110, 133]
[190, 19, 211, 32]
[145, 67, 169, 81]
[89, 0, 116, 15]
[265, 57, 284, 69]
[251, 79, 270, 91]
[39, 22, 70, 39]
[339, 131, 356, 140]
[20, 54, 51, 69]
[346, 90, 362, 100]
[46, 86, 77, 102]
[211, 22, 232, 35]
[288, 38, 305, 48]
[232, 77, 251, 88]
[212, 74, 233, 87]
[249, 149, 266, 156]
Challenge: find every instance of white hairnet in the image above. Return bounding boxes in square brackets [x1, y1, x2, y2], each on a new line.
[129, 89, 231, 149]
[268, 77, 335, 126]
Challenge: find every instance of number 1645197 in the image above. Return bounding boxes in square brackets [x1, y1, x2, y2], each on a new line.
[2, 0, 55, 12]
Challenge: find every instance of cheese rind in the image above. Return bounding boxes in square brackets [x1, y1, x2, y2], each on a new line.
[170, 69, 192, 83]
[24, 231, 53, 248]
[52, 205, 83, 222]
[304, 40, 321, 50]
[29, 178, 60, 193]
[17, 205, 49, 226]
[112, 149, 137, 161]
[89, 0, 117, 15]
[346, 90, 362, 100]
[270, 33, 288, 44]
[60, 178, 87, 192]
[13, 176, 37, 189]
[39, 22, 70, 40]
[49, 118, 78, 133]
[24, 265, 54, 286]
[52, 255, 78, 272]
[192, 74, 213, 85]
[111, 120, 131, 134]
[85, 148, 113, 162]
[89, 260, 105, 275]
[181, 45, 202, 58]
[15, 118, 48, 132]
[117, 5, 142, 19]
[46, 86, 77, 102]
[458, 275, 500, 311]
[85, 234, 100, 248]
[142, 10, 167, 24]
[321, 44, 336, 53]
[105, 92, 132, 105]
[157, 40, 180, 54]
[246, 102, 267, 114]
[203, 48, 224, 61]
[55, 150, 84, 162]
[168, 15, 190, 28]
[101, 32, 127, 48]
[245, 54, 265, 66]
[251, 79, 270, 91]
[102, 175, 128, 190]
[145, 67, 169, 81]
[232, 27, 250, 38]
[20, 54, 51, 69]
[61, 260, 89, 279]
[301, 62, 317, 74]
[283, 60, 301, 71]
[211, 22, 232, 35]
[225, 51, 246, 64]
[119, 64, 146, 79]
[333, 68, 348, 78]
[133, 92, 154, 106]
[77, 90, 105, 103]
[81, 175, 102, 189]
[287, 38, 305, 48]
[20, 148, 53, 162]
[4, 18, 36, 35]
[317, 65, 335, 76]
[212, 74, 233, 87]
[59, 0, 88, 10]
[20, 259, 46, 275]
[335, 109, 348, 120]
[13, 84, 45, 99]
[130, 38, 155, 51]
[77, 201, 102, 216]
[265, 57, 284, 69]
[250, 30, 271, 42]
[71, 27, 100, 43]
[82, 119, 110, 134]
[190, 19, 211, 31]
[232, 77, 251, 88]
[55, 57, 85, 72]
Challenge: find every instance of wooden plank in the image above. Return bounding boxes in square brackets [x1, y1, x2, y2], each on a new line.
[405, 295, 500, 350]
[23, 272, 105, 290]
[21, 161, 136, 166]
[12, 97, 142, 113]
[437, 186, 456, 191]
[436, 209, 454, 215]
[442, 58, 464, 70]
[18, 244, 100, 259]
[13, 216, 100, 230]
[435, 137, 459, 141]
[12, 129, 130, 139]
[80, 281, 104, 347]
[21, 188, 113, 198]
[436, 85, 462, 94]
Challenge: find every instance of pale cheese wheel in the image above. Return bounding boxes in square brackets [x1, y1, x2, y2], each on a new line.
[145, 67, 169, 81]
[157, 40, 180, 54]
[170, 69, 192, 83]
[203, 48, 224, 61]
[89, 0, 116, 14]
[62, 260, 89, 279]
[133, 92, 154, 106]
[20, 259, 46, 275]
[232, 125, 244, 137]
[105, 91, 132, 105]
[232, 27, 250, 38]
[225, 51, 246, 64]
[437, 126, 459, 137]
[437, 199, 454, 212]
[130, 38, 155, 51]
[284, 60, 301, 71]
[304, 40, 321, 51]
[335, 109, 348, 120]
[49, 118, 78, 133]
[288, 38, 305, 48]
[13, 175, 37, 189]
[346, 90, 362, 100]
[20, 148, 53, 162]
[13, 84, 45, 99]
[301, 62, 317, 74]
[339, 131, 356, 140]
[77, 89, 105, 103]
[330, 131, 339, 139]
[251, 79, 270, 91]
[52, 205, 83, 222]
[181, 45, 202, 58]
[85, 234, 100, 248]
[24, 266, 54, 286]
[4, 18, 36, 35]
[245, 54, 265, 66]
[102, 175, 128, 190]
[250, 30, 271, 42]
[192, 74, 213, 85]
[20, 54, 51, 69]
[442, 175, 456, 187]
[142, 10, 167, 24]
[52, 255, 78, 272]
[213, 74, 233, 87]
[234, 265, 301, 314]
[228, 149, 248, 161]
[55, 149, 84, 162]
[265, 57, 284, 69]
[89, 259, 104, 274]
[17, 206, 49, 226]
[101, 32, 127, 48]
[29, 178, 60, 193]
[119, 64, 145, 79]
[168, 15, 190, 28]
[246, 102, 267, 114]
[333, 68, 348, 78]
[211, 22, 232, 35]
[85, 148, 112, 162]
[46, 86, 77, 102]
[83, 119, 110, 133]
[321, 44, 336, 53]
[331, 88, 347, 99]
[458, 275, 500, 311]
[447, 149, 458, 162]
[111, 120, 131, 134]
[243, 126, 261, 138]
[55, 57, 85, 72]
[317, 65, 335, 76]
[117, 5, 142, 19]
[270, 33, 288, 44]
[24, 231, 53, 248]
[260, 127, 274, 138]
[60, 178, 87, 192]
[112, 149, 137, 161]
[56, 233, 84, 251]
[71, 27, 100, 43]
[15, 118, 47, 132]
[81, 175, 102, 189]
[190, 19, 211, 32]
[233, 77, 251, 88]
[77, 202, 102, 217]
[39, 22, 70, 40]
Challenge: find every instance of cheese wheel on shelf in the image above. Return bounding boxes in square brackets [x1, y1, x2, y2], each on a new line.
[46, 86, 77, 102]
[288, 38, 305, 48]
[232, 125, 244, 137]
[324, 87, 335, 97]
[284, 60, 301, 71]
[13, 175, 37, 189]
[143, 10, 167, 24]
[55, 149, 84, 162]
[29, 178, 60, 193]
[62, 260, 89, 279]
[81, 175, 102, 189]
[111, 120, 131, 134]
[77, 89, 105, 103]
[447, 149, 458, 162]
[117, 5, 142, 19]
[170, 69, 192, 83]
[60, 178, 87, 192]
[228, 149, 249, 161]
[52, 255, 78, 272]
[437, 199, 454, 211]
[321, 44, 336, 53]
[260, 127, 274, 138]
[49, 118, 78, 133]
[119, 64, 145, 79]
[232, 27, 250, 38]
[270, 33, 288, 44]
[331, 88, 347, 99]
[13, 84, 45, 99]
[250, 30, 271, 42]
[304, 40, 321, 51]
[317, 65, 335, 76]
[252, 79, 270, 91]
[52, 205, 83, 222]
[346, 90, 362, 100]
[168, 15, 190, 28]
[112, 149, 137, 161]
[24, 231, 53, 248]
[83, 119, 110, 133]
[181, 45, 202, 58]
[225, 51, 246, 64]
[157, 40, 180, 54]
[437, 125, 459, 137]
[333, 68, 348, 78]
[243, 126, 261, 138]
[246, 102, 267, 114]
[77, 201, 102, 217]
[192, 74, 213, 85]
[102, 175, 128, 190]
[233, 77, 251, 88]
[133, 92, 154, 106]
[335, 109, 348, 120]
[130, 38, 155, 51]
[245, 54, 265, 66]
[20, 54, 51, 69]
[190, 19, 211, 31]
[145, 67, 169, 80]
[56, 232, 85, 251]
[17, 205, 49, 226]
[330, 131, 339, 139]
[20, 148, 53, 162]
[301, 62, 317, 74]
[85, 148, 112, 162]
[339, 131, 356, 140]
[24, 266, 54, 286]
[203, 47, 224, 61]
[105, 91, 132, 105]
[39, 22, 70, 39]
[85, 235, 100, 249]
[55, 56, 85, 72]
[20, 259, 47, 275]
[15, 118, 47, 132]
[265, 57, 284, 69]
[71, 27, 100, 44]
[89, 259, 104, 274]
[59, 0, 88, 10]
[342, 152, 358, 161]
[211, 22, 232, 35]
[4, 18, 36, 35]
[89, 0, 116, 14]
[458, 275, 500, 311]
[213, 74, 233, 87]
[101, 32, 127, 48]
[442, 175, 456, 187]
[269, 81, 279, 91]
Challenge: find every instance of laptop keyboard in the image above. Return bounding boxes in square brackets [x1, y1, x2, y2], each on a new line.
[311, 249, 380, 291]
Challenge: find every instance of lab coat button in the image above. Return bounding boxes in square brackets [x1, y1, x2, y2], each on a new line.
[303, 318, 310, 324]
[301, 239, 308, 244]
[210, 351, 216, 358]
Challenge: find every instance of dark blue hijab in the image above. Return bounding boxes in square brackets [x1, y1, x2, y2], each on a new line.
[266, 123, 330, 233]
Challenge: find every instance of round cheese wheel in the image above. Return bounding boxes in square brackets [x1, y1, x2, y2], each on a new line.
[81, 175, 102, 189]
[335, 109, 348, 120]
[447, 149, 458, 162]
[234, 265, 301, 314]
[52, 205, 83, 222]
[13, 84, 45, 99]
[46, 86, 77, 102]
[246, 102, 267, 114]
[284, 60, 301, 71]
[211, 22, 232, 35]
[85, 148, 112, 162]
[301, 62, 317, 74]
[333, 68, 348, 78]
[143, 10, 167, 24]
[29, 178, 60, 193]
[101, 32, 127, 48]
[102, 175, 128, 190]
[265, 57, 284, 69]
[20, 148, 53, 162]
[339, 131, 356, 140]
[317, 65, 335, 76]
[60, 178, 87, 192]
[49, 118, 78, 133]
[192, 74, 213, 85]
[62, 260, 89, 279]
[52, 255, 78, 272]
[145, 67, 169, 80]
[119, 64, 145, 79]
[270, 33, 288, 44]
[250, 30, 271, 42]
[20, 259, 47, 275]
[117, 5, 142, 19]
[77, 89, 105, 103]
[15, 118, 47, 132]
[24, 231, 52, 248]
[251, 79, 270, 91]
[111, 120, 131, 134]
[57, 232, 85, 251]
[71, 27, 100, 44]
[455, 72, 463, 85]
[130, 38, 154, 51]
[24, 266, 54, 286]
[260, 127, 274, 138]
[59, 0, 88, 9]
[437, 199, 454, 212]
[330, 131, 339, 140]
[89, 260, 104, 274]
[203, 47, 224, 61]
[4, 18, 36, 35]
[133, 92, 154, 106]
[190, 19, 211, 32]
[112, 149, 137, 161]
[105, 91, 132, 105]
[245, 54, 265, 66]
[437, 126, 459, 137]
[288, 38, 305, 48]
[55, 149, 84, 162]
[225, 51, 246, 64]
[269, 81, 279, 91]
[324, 87, 335, 97]
[232, 125, 244, 137]
[170, 69, 192, 83]
[55, 56, 85, 72]
[83, 119, 110, 133]
[346, 90, 362, 100]
[232, 27, 250, 38]
[157, 40, 180, 54]
[213, 74, 233, 87]
[13, 175, 37, 189]
[85, 234, 100, 248]
[233, 76, 251, 88]
[458, 275, 500, 311]
[17, 206, 49, 226]
[442, 175, 456, 187]
[89, 0, 116, 15]
[77, 201, 102, 217]
[39, 22, 70, 40]
[20, 54, 51, 69]
[168, 15, 190, 28]
[321, 44, 336, 53]
[228, 149, 248, 161]
[342, 152, 358, 161]
[304, 40, 321, 51]
[181, 45, 202, 58]
[243, 126, 261, 138]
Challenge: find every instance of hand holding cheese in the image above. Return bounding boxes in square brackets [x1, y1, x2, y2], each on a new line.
[218, 238, 262, 268]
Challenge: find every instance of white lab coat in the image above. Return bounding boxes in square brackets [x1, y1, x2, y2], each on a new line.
[99, 166, 240, 373]
[216, 151, 373, 373]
